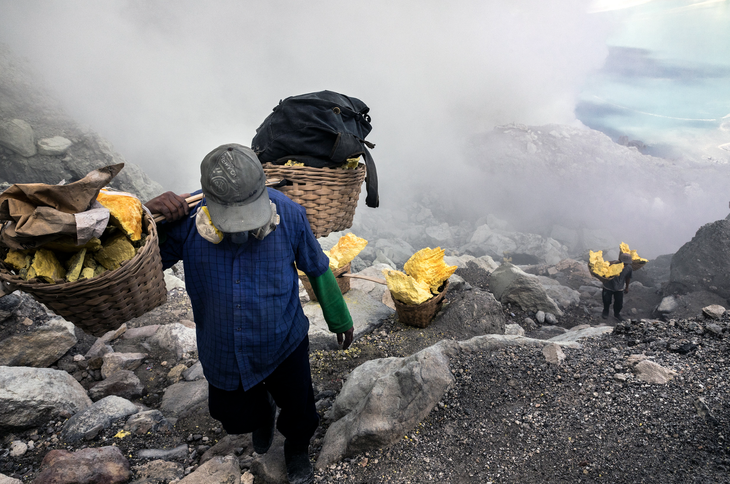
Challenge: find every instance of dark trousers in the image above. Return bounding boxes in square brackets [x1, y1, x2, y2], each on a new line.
[602, 289, 624, 316]
[207, 335, 319, 447]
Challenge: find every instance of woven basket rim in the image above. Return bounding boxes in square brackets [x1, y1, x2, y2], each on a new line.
[0, 210, 160, 294]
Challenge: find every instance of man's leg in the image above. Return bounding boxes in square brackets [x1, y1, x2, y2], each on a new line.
[207, 380, 272, 437]
[264, 335, 318, 484]
[614, 291, 624, 319]
[601, 289, 612, 319]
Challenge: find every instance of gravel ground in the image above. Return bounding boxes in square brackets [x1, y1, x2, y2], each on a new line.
[2, 284, 729, 483]
[312, 315, 730, 484]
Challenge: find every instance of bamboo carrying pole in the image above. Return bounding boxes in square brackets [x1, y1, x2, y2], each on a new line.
[150, 179, 282, 224]
[341, 273, 387, 285]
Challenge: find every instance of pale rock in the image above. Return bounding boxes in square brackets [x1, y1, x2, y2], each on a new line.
[0, 118, 36, 157]
[9, 440, 27, 457]
[318, 345, 454, 468]
[505, 324, 525, 336]
[149, 323, 197, 359]
[0, 366, 91, 429]
[178, 455, 240, 484]
[655, 296, 678, 315]
[633, 360, 677, 384]
[702, 304, 726, 320]
[132, 460, 184, 482]
[183, 361, 205, 381]
[122, 325, 160, 339]
[101, 352, 147, 379]
[164, 268, 186, 291]
[542, 343, 566, 365]
[0, 473, 23, 484]
[37, 136, 72, 156]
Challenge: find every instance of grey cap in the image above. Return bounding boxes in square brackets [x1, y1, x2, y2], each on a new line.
[619, 252, 633, 264]
[200, 143, 271, 232]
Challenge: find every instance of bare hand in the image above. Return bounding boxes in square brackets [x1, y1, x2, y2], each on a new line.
[337, 327, 354, 350]
[145, 191, 190, 222]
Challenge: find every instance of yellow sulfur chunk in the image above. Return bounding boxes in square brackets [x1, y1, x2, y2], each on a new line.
[326, 233, 368, 270]
[619, 242, 648, 264]
[284, 160, 305, 167]
[95, 233, 136, 271]
[96, 190, 144, 242]
[65, 249, 87, 283]
[403, 247, 457, 293]
[589, 250, 623, 279]
[27, 249, 66, 283]
[383, 269, 433, 305]
[79, 267, 95, 280]
[4, 250, 32, 272]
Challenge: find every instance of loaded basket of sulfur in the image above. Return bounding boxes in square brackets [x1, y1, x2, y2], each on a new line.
[588, 242, 648, 283]
[252, 90, 379, 239]
[0, 164, 167, 337]
[384, 247, 456, 328]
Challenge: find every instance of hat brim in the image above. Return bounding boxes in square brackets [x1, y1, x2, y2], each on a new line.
[205, 187, 271, 233]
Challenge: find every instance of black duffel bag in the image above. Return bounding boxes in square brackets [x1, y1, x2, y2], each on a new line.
[251, 90, 378, 208]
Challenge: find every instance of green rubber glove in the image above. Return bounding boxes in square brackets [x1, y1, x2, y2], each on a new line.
[307, 268, 354, 346]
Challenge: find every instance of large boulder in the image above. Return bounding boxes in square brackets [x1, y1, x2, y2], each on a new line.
[0, 366, 92, 430]
[0, 317, 77, 367]
[317, 345, 455, 468]
[488, 262, 563, 315]
[666, 219, 730, 299]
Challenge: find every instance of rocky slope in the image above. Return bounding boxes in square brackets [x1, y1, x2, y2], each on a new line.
[0, 43, 162, 201]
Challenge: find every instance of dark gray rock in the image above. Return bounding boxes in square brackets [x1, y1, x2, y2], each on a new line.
[88, 370, 144, 401]
[60, 396, 138, 443]
[666, 219, 730, 298]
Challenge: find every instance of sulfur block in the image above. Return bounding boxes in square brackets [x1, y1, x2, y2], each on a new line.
[65, 248, 87, 282]
[404, 247, 457, 293]
[589, 250, 623, 279]
[326, 233, 368, 270]
[27, 249, 66, 283]
[96, 190, 144, 241]
[383, 269, 433, 305]
[80, 267, 95, 280]
[95, 233, 136, 271]
[4, 250, 32, 271]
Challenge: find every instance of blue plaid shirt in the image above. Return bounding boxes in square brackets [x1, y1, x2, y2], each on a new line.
[159, 188, 329, 391]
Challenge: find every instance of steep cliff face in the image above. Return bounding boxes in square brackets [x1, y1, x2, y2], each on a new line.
[0, 43, 163, 201]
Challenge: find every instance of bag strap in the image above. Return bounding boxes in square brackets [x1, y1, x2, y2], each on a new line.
[362, 147, 379, 208]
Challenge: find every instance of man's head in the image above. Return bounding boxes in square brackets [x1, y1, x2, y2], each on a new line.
[619, 252, 633, 264]
[200, 144, 271, 233]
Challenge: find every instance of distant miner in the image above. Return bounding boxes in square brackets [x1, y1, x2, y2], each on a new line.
[601, 252, 633, 321]
[145, 143, 353, 484]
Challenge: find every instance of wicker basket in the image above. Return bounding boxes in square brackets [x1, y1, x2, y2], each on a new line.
[0, 211, 167, 337]
[300, 263, 351, 302]
[393, 281, 450, 329]
[262, 163, 366, 238]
